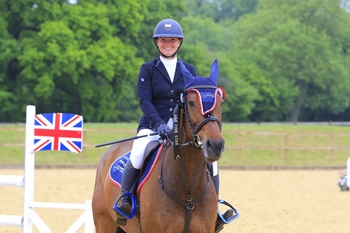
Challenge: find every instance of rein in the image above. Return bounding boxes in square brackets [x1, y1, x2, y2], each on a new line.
[158, 92, 222, 233]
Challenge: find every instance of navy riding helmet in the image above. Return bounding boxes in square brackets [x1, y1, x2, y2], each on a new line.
[153, 19, 183, 58]
[153, 19, 184, 38]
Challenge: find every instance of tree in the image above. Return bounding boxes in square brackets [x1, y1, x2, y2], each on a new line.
[1, 0, 208, 122]
[1, 0, 147, 121]
[182, 14, 276, 122]
[230, 0, 350, 122]
[0, 14, 19, 122]
[184, 0, 258, 22]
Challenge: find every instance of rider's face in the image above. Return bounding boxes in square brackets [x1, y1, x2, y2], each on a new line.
[156, 37, 181, 58]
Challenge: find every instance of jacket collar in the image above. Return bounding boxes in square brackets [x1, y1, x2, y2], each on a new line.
[155, 57, 182, 85]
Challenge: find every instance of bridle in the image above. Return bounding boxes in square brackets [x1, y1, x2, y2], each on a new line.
[183, 98, 222, 148]
[175, 86, 222, 148]
[158, 86, 223, 233]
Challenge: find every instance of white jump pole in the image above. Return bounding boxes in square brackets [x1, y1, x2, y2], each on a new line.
[0, 215, 23, 226]
[347, 157, 350, 188]
[0, 175, 24, 186]
[23, 105, 35, 232]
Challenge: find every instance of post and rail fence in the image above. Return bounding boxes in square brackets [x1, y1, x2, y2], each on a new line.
[1, 127, 350, 163]
[231, 131, 350, 161]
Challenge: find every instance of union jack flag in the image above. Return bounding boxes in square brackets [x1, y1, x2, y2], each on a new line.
[33, 113, 83, 153]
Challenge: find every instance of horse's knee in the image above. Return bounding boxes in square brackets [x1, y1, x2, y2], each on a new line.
[94, 214, 118, 233]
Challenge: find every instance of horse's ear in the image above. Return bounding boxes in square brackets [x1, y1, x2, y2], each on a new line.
[217, 86, 226, 101]
[179, 60, 195, 88]
[209, 59, 219, 85]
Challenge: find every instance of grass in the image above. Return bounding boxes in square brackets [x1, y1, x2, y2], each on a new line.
[0, 123, 349, 168]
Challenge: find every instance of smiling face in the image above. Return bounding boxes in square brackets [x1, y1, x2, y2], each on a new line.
[156, 37, 182, 58]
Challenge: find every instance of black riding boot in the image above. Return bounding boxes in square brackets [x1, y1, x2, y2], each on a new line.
[116, 159, 140, 226]
[213, 174, 234, 233]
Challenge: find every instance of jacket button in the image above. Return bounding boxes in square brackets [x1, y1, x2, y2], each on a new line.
[170, 99, 173, 102]
[169, 108, 173, 111]
[170, 90, 174, 93]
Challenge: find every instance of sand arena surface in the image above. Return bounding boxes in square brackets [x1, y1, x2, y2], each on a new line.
[0, 169, 349, 232]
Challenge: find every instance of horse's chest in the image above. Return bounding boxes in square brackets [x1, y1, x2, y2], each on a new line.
[140, 198, 216, 233]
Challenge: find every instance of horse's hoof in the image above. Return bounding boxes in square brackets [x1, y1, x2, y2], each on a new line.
[116, 217, 127, 226]
[215, 209, 234, 233]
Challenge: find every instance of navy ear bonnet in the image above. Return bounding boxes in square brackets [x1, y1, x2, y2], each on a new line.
[180, 59, 219, 90]
[179, 59, 224, 116]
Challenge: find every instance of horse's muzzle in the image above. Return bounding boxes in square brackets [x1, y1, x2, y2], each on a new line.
[203, 138, 225, 162]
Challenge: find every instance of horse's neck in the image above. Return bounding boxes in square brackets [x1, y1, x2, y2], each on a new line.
[161, 110, 210, 196]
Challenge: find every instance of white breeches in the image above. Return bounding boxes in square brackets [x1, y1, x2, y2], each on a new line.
[129, 118, 218, 176]
[129, 128, 160, 169]
[129, 118, 174, 169]
[212, 161, 218, 176]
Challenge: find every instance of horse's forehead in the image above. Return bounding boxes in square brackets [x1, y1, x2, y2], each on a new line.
[187, 87, 218, 116]
[186, 76, 216, 89]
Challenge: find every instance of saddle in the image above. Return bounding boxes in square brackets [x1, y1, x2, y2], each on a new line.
[109, 140, 161, 195]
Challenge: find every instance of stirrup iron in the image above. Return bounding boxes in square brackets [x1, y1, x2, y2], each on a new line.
[113, 191, 137, 219]
[217, 199, 240, 224]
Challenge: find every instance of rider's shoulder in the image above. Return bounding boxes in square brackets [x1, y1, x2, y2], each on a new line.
[140, 58, 161, 70]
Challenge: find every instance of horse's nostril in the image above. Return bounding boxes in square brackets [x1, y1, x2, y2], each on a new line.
[207, 138, 225, 152]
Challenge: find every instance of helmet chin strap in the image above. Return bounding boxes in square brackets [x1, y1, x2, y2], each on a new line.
[159, 48, 179, 59]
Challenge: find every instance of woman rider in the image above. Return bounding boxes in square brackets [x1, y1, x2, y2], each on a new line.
[115, 18, 232, 233]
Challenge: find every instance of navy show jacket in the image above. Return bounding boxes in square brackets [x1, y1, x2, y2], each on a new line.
[137, 57, 197, 132]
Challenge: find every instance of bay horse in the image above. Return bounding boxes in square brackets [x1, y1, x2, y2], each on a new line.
[92, 59, 229, 233]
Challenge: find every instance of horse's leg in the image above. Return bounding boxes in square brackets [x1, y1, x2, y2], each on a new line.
[94, 213, 118, 233]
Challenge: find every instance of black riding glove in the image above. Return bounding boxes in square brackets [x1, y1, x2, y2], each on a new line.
[156, 123, 173, 140]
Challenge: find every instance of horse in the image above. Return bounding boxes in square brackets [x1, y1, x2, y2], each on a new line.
[92, 59, 230, 233]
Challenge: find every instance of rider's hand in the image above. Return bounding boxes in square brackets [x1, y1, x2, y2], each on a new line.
[156, 123, 173, 140]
